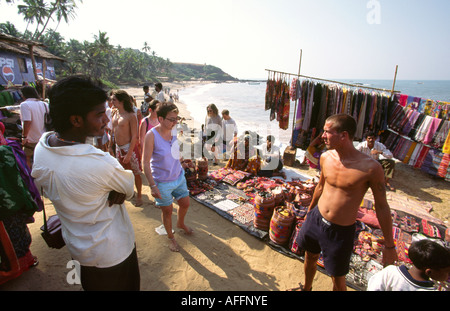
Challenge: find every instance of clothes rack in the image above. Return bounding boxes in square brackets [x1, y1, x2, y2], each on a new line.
[265, 69, 401, 94]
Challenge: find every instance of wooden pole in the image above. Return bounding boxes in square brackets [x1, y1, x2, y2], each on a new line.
[42, 60, 47, 99]
[391, 65, 398, 97]
[290, 49, 302, 146]
[28, 44, 39, 82]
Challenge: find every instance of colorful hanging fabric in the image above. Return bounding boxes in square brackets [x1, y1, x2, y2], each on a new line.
[443, 130, 450, 154]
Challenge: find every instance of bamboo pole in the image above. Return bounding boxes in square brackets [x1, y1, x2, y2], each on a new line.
[42, 60, 47, 99]
[28, 44, 39, 82]
[391, 65, 399, 97]
[290, 49, 302, 146]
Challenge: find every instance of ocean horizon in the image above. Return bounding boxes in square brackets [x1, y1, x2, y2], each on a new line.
[179, 79, 450, 147]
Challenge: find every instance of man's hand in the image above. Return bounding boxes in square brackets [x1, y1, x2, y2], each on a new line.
[108, 191, 126, 207]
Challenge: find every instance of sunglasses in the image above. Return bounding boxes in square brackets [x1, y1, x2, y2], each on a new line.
[165, 117, 179, 123]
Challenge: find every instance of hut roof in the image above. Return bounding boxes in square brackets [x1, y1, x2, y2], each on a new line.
[0, 32, 65, 62]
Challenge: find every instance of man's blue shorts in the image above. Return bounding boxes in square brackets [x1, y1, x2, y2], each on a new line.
[155, 173, 190, 207]
[296, 207, 356, 277]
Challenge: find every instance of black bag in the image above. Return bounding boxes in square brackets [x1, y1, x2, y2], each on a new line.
[40, 207, 65, 249]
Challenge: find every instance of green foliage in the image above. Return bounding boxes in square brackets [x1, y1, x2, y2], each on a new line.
[1, 1, 237, 85]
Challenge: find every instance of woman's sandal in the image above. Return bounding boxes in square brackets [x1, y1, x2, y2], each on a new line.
[287, 283, 312, 291]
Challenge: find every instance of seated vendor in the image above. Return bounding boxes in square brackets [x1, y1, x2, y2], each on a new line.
[225, 133, 255, 171]
[258, 135, 286, 179]
[356, 131, 396, 191]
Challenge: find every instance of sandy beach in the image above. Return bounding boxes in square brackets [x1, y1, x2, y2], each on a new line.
[1, 81, 449, 292]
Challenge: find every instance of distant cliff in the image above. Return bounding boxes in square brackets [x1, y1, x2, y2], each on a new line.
[169, 63, 238, 82]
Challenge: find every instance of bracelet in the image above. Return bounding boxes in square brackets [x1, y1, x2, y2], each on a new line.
[150, 184, 157, 188]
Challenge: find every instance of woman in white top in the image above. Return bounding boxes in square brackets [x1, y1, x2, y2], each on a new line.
[204, 103, 222, 165]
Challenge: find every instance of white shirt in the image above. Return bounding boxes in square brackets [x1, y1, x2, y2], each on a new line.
[260, 142, 281, 170]
[157, 91, 165, 103]
[105, 102, 112, 130]
[31, 133, 136, 268]
[19, 98, 48, 143]
[222, 118, 237, 143]
[356, 140, 393, 160]
[367, 265, 437, 291]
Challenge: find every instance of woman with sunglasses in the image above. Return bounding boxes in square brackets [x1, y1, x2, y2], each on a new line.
[142, 102, 193, 252]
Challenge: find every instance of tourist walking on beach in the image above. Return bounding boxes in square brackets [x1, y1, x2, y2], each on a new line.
[155, 82, 165, 103]
[204, 103, 222, 165]
[111, 90, 143, 207]
[356, 131, 396, 191]
[19, 86, 48, 168]
[221, 109, 237, 158]
[141, 85, 153, 117]
[139, 99, 160, 154]
[142, 102, 193, 252]
[31, 76, 140, 291]
[291, 114, 398, 291]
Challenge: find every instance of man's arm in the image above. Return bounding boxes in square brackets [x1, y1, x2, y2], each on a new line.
[22, 120, 32, 145]
[369, 163, 398, 266]
[124, 114, 139, 163]
[376, 142, 393, 159]
[307, 153, 326, 212]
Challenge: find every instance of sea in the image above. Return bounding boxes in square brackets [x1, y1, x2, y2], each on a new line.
[178, 80, 450, 148]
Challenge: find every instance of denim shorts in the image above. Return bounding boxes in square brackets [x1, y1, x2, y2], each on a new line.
[155, 173, 190, 207]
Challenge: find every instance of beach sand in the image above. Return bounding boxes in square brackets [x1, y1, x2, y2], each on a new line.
[1, 82, 449, 292]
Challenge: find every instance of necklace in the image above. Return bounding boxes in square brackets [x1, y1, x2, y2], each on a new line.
[54, 133, 81, 145]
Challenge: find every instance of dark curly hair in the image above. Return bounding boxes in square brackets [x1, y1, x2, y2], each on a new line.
[48, 75, 107, 133]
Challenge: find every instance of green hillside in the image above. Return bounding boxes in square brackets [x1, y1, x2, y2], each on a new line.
[169, 63, 238, 82]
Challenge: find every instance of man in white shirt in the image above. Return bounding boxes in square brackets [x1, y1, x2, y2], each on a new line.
[19, 86, 48, 167]
[258, 135, 286, 179]
[221, 109, 237, 158]
[32, 76, 140, 291]
[356, 131, 396, 191]
[155, 82, 165, 103]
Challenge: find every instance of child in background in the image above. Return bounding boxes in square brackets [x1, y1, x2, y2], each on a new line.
[367, 239, 450, 291]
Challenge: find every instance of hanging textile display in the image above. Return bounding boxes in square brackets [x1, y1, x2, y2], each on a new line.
[265, 72, 291, 130]
[287, 80, 392, 149]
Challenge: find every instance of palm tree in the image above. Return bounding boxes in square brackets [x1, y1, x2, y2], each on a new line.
[0, 21, 22, 37]
[17, 0, 48, 36]
[142, 41, 151, 54]
[33, 0, 82, 40]
[17, 0, 82, 41]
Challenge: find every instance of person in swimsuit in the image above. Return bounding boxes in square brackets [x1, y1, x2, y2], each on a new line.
[111, 89, 143, 207]
[138, 99, 160, 155]
[142, 102, 193, 252]
[291, 114, 398, 291]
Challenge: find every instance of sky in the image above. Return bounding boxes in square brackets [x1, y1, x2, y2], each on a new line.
[1, 0, 450, 80]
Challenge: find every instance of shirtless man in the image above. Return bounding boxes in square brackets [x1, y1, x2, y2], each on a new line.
[111, 90, 143, 207]
[293, 114, 398, 291]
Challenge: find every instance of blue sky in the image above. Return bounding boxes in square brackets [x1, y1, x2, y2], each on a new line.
[2, 0, 449, 80]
